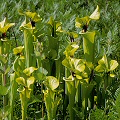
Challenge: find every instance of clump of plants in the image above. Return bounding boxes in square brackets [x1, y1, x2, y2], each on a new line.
[0, 1, 119, 120]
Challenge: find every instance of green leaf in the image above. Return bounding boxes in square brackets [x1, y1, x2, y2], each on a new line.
[0, 23, 15, 33]
[38, 67, 48, 76]
[56, 22, 63, 32]
[80, 31, 96, 62]
[34, 67, 48, 81]
[19, 19, 27, 30]
[23, 67, 37, 76]
[98, 55, 108, 67]
[27, 76, 35, 88]
[62, 57, 85, 73]
[75, 16, 90, 28]
[28, 95, 41, 106]
[80, 31, 95, 43]
[109, 60, 118, 71]
[34, 68, 48, 81]
[0, 66, 4, 73]
[76, 75, 82, 80]
[20, 22, 33, 30]
[71, 58, 80, 69]
[18, 9, 25, 15]
[17, 86, 25, 93]
[5, 66, 11, 74]
[44, 76, 59, 90]
[13, 56, 24, 73]
[86, 62, 94, 69]
[90, 5, 100, 20]
[0, 55, 7, 64]
[62, 57, 71, 69]
[67, 32, 79, 39]
[110, 74, 116, 77]
[56, 22, 61, 29]
[63, 75, 74, 81]
[16, 77, 25, 86]
[116, 93, 120, 118]
[0, 105, 12, 119]
[95, 65, 105, 72]
[0, 18, 15, 33]
[82, 72, 88, 78]
[72, 59, 85, 74]
[34, 73, 45, 81]
[76, 63, 85, 72]
[48, 17, 54, 27]
[90, 108, 107, 120]
[0, 17, 6, 28]
[53, 97, 61, 118]
[95, 55, 108, 72]
[13, 46, 24, 55]
[64, 42, 79, 57]
[115, 87, 120, 99]
[0, 85, 9, 95]
[49, 49, 57, 59]
[81, 83, 94, 100]
[48, 17, 63, 34]
[19, 11, 41, 22]
[25, 11, 42, 22]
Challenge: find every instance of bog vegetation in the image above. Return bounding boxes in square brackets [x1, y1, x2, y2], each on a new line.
[0, 0, 120, 120]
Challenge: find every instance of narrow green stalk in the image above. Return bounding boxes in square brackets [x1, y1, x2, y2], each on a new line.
[41, 83, 44, 118]
[81, 84, 87, 120]
[20, 90, 28, 120]
[88, 70, 95, 109]
[104, 72, 109, 108]
[37, 54, 44, 118]
[84, 97, 88, 120]
[55, 59, 61, 80]
[2, 71, 7, 114]
[66, 80, 76, 120]
[24, 29, 35, 67]
[81, 83, 94, 120]
[0, 40, 2, 54]
[9, 73, 17, 120]
[63, 67, 69, 119]
[77, 82, 82, 110]
[2, 64, 8, 107]
[89, 88, 95, 109]
[44, 88, 57, 120]
[47, 90, 53, 120]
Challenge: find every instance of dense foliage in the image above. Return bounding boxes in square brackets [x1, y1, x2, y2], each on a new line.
[0, 0, 119, 120]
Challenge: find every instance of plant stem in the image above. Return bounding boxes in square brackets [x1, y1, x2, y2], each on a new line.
[9, 73, 17, 120]
[67, 80, 76, 120]
[55, 59, 61, 80]
[63, 67, 69, 119]
[77, 82, 82, 110]
[3, 65, 7, 109]
[21, 89, 28, 120]
[24, 29, 35, 68]
[41, 83, 44, 118]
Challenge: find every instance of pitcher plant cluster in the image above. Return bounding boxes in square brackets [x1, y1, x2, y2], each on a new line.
[0, 5, 119, 120]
